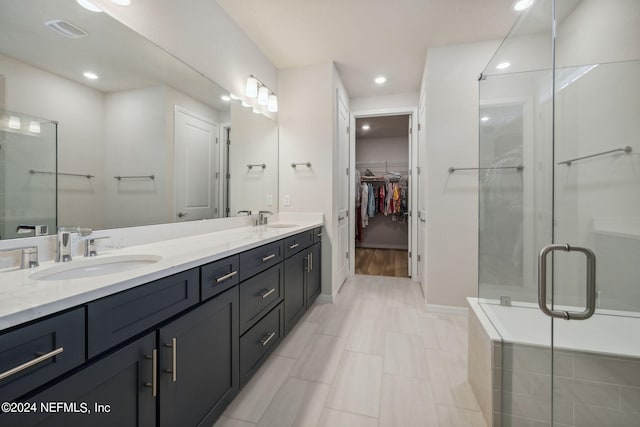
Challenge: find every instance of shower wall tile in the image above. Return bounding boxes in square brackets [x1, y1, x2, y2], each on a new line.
[620, 386, 640, 414]
[573, 354, 640, 387]
[573, 403, 640, 427]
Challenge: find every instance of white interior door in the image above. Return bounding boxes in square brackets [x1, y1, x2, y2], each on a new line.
[417, 100, 427, 291]
[174, 107, 218, 221]
[337, 93, 350, 289]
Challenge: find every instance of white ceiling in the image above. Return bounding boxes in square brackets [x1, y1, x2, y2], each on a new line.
[216, 0, 521, 98]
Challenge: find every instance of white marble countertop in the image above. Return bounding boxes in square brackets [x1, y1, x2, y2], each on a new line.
[0, 214, 323, 331]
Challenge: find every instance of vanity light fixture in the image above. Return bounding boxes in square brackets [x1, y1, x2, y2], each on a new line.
[229, 93, 241, 100]
[83, 71, 99, 80]
[220, 95, 231, 102]
[267, 94, 278, 113]
[514, 0, 534, 11]
[110, 0, 132, 5]
[374, 76, 387, 84]
[244, 75, 278, 112]
[496, 62, 511, 70]
[362, 124, 370, 131]
[29, 120, 41, 133]
[76, 0, 103, 12]
[257, 86, 269, 106]
[245, 76, 258, 98]
[8, 116, 21, 130]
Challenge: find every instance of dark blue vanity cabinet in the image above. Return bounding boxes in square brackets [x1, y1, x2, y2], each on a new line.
[284, 227, 322, 334]
[0, 227, 321, 427]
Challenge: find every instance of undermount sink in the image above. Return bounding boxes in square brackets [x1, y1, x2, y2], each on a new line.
[30, 254, 162, 281]
[266, 223, 298, 228]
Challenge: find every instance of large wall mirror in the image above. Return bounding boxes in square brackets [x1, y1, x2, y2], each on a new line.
[0, 0, 278, 240]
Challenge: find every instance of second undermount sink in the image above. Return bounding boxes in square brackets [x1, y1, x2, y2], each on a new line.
[266, 223, 298, 228]
[30, 254, 162, 281]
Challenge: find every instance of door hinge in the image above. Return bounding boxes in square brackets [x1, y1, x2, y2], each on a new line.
[215, 207, 218, 214]
[226, 173, 231, 179]
[346, 210, 350, 218]
[409, 251, 412, 258]
[409, 211, 412, 217]
[215, 172, 219, 179]
[216, 137, 219, 144]
[346, 251, 349, 259]
[347, 126, 350, 134]
[418, 123, 422, 131]
[417, 166, 421, 175]
[418, 254, 421, 262]
[346, 167, 349, 175]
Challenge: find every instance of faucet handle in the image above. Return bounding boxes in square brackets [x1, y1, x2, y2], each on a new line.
[0, 246, 39, 269]
[16, 225, 49, 236]
[83, 236, 110, 257]
[237, 210, 251, 216]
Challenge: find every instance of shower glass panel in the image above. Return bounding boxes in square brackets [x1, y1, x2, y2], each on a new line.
[0, 110, 57, 240]
[479, 0, 640, 425]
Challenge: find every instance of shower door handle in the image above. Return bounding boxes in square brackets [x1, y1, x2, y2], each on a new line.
[537, 244, 596, 320]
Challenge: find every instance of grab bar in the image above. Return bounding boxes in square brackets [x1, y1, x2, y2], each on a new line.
[114, 175, 155, 180]
[557, 146, 632, 166]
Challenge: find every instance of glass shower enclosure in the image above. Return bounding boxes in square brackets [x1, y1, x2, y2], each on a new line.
[478, 0, 639, 425]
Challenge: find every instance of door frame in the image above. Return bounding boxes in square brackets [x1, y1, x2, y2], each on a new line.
[349, 107, 419, 279]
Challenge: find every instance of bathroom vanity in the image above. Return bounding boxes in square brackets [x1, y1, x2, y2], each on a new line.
[0, 220, 322, 426]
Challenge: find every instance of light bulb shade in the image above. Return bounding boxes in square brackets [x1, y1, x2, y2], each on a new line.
[77, 0, 103, 12]
[110, 0, 131, 5]
[257, 86, 269, 105]
[29, 120, 41, 133]
[267, 94, 278, 112]
[245, 77, 258, 98]
[8, 116, 21, 129]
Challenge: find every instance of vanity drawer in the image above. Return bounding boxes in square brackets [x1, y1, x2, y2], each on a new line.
[201, 255, 240, 301]
[284, 230, 314, 258]
[239, 240, 283, 281]
[240, 303, 283, 386]
[313, 227, 322, 244]
[87, 268, 199, 358]
[239, 264, 284, 335]
[0, 307, 85, 403]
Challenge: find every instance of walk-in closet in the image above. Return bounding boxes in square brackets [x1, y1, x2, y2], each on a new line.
[355, 115, 410, 277]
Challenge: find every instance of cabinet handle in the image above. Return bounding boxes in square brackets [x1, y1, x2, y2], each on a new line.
[317, 234, 322, 238]
[215, 270, 238, 283]
[310, 252, 313, 271]
[289, 243, 299, 249]
[260, 332, 276, 347]
[260, 288, 276, 299]
[144, 349, 157, 397]
[305, 255, 310, 273]
[0, 347, 64, 381]
[164, 338, 177, 382]
[262, 254, 276, 262]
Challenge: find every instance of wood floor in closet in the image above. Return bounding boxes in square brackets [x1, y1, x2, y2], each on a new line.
[355, 248, 409, 277]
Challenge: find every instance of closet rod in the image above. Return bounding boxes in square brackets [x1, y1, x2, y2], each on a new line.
[557, 146, 632, 166]
[113, 174, 155, 180]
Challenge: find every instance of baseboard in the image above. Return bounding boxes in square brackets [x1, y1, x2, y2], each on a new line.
[316, 294, 333, 304]
[356, 243, 408, 250]
[425, 303, 468, 315]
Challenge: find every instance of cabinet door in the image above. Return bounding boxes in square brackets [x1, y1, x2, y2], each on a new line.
[306, 243, 321, 307]
[0, 333, 156, 427]
[159, 286, 239, 427]
[284, 250, 307, 334]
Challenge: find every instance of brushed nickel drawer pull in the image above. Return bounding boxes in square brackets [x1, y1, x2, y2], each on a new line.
[164, 338, 177, 382]
[262, 254, 276, 262]
[260, 288, 276, 299]
[215, 270, 238, 283]
[310, 252, 313, 271]
[260, 332, 276, 347]
[0, 347, 64, 381]
[289, 243, 299, 249]
[144, 349, 157, 397]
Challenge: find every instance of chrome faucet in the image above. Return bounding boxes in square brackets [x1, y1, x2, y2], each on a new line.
[258, 211, 273, 225]
[0, 246, 39, 269]
[56, 226, 92, 262]
[16, 224, 49, 236]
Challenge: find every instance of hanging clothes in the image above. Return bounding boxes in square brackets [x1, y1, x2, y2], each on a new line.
[379, 185, 385, 213]
[367, 183, 375, 217]
[361, 183, 369, 227]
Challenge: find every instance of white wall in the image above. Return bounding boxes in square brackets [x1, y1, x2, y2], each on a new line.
[350, 93, 419, 112]
[92, 0, 277, 108]
[278, 62, 349, 298]
[421, 40, 500, 307]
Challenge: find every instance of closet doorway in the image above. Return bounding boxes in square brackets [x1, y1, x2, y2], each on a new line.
[355, 115, 411, 278]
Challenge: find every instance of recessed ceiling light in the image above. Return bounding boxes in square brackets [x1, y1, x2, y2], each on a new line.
[374, 76, 386, 84]
[76, 0, 103, 12]
[480, 116, 490, 122]
[110, 0, 131, 5]
[221, 95, 231, 102]
[83, 71, 98, 80]
[496, 62, 511, 70]
[514, 0, 534, 11]
[362, 124, 370, 131]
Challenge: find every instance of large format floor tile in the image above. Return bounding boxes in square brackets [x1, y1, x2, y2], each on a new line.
[215, 275, 484, 427]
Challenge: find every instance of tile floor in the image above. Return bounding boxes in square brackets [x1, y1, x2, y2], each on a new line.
[214, 274, 486, 427]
